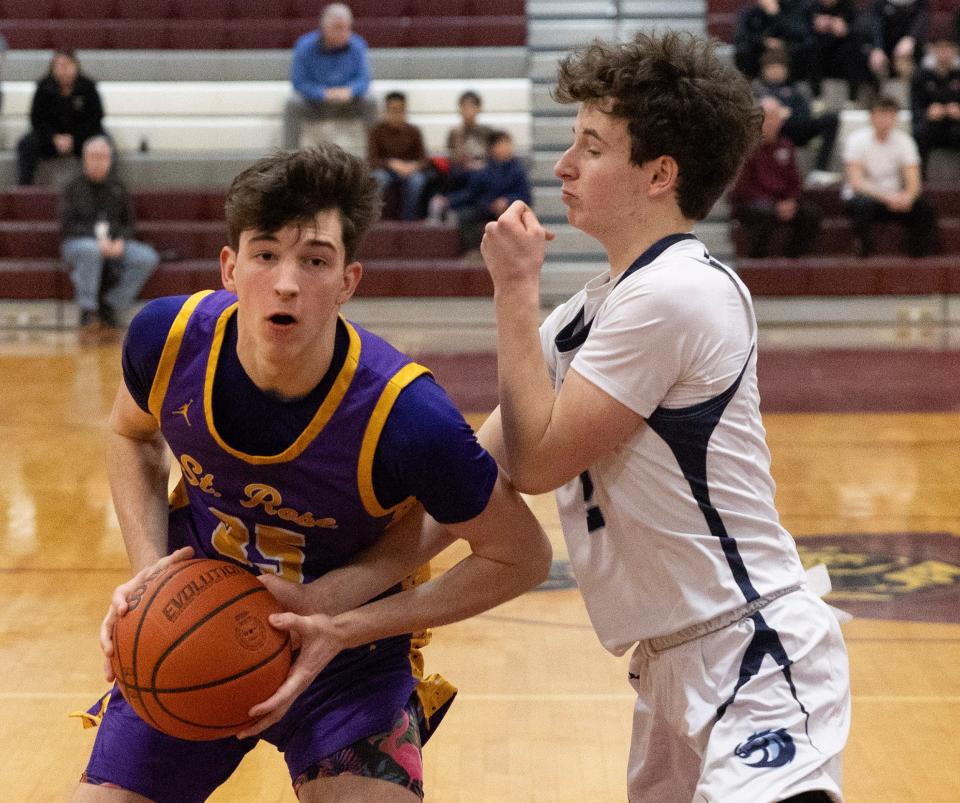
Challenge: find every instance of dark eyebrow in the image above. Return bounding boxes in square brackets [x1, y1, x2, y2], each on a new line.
[246, 234, 337, 251]
[247, 233, 280, 244]
[582, 127, 606, 144]
[302, 239, 337, 250]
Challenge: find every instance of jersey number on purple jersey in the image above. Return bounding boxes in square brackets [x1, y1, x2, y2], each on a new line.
[209, 506, 307, 582]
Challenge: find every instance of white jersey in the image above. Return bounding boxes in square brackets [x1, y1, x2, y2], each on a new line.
[540, 234, 806, 654]
[841, 125, 920, 199]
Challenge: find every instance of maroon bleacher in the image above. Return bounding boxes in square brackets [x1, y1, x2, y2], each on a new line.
[736, 255, 958, 296]
[730, 184, 960, 257]
[731, 184, 960, 297]
[0, 0, 526, 49]
[0, 188, 486, 300]
[732, 217, 960, 257]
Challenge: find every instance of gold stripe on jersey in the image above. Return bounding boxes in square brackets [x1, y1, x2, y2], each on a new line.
[147, 290, 214, 422]
[356, 361, 432, 518]
[202, 309, 362, 464]
[401, 561, 459, 734]
[68, 689, 113, 730]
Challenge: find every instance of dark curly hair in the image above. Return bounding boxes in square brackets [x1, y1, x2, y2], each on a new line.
[554, 31, 761, 220]
[224, 144, 381, 262]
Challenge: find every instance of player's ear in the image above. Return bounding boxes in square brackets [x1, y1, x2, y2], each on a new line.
[220, 246, 238, 292]
[648, 155, 679, 198]
[337, 261, 363, 306]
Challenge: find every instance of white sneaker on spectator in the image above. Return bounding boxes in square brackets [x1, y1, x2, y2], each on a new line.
[805, 170, 841, 188]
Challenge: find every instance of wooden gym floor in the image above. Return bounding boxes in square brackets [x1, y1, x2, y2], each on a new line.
[0, 327, 958, 802]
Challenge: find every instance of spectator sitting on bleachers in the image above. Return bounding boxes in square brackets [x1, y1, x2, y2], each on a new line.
[866, 0, 929, 84]
[61, 137, 159, 333]
[282, 3, 376, 149]
[842, 94, 937, 257]
[368, 91, 431, 221]
[17, 49, 105, 186]
[730, 97, 823, 258]
[804, 0, 869, 101]
[754, 49, 840, 180]
[446, 90, 494, 194]
[911, 27, 960, 176]
[733, 0, 812, 81]
[428, 130, 532, 253]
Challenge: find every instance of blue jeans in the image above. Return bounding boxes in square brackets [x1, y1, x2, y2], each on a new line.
[372, 167, 429, 221]
[62, 237, 160, 316]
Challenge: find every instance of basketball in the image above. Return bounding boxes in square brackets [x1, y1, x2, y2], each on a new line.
[110, 558, 292, 741]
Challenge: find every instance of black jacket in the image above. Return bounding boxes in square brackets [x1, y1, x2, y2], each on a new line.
[869, 0, 928, 52]
[911, 62, 960, 119]
[60, 174, 136, 241]
[30, 74, 105, 152]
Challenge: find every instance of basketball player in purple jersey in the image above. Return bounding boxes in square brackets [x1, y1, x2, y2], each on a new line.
[73, 145, 551, 803]
[478, 33, 851, 803]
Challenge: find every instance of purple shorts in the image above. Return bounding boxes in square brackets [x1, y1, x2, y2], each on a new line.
[83, 635, 417, 803]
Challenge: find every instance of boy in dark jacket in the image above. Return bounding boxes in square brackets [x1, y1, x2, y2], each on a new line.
[911, 29, 960, 174]
[804, 0, 869, 99]
[754, 50, 840, 177]
[429, 131, 532, 251]
[867, 0, 929, 81]
[734, 0, 812, 80]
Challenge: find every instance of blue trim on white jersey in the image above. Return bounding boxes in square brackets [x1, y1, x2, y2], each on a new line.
[554, 232, 698, 354]
[646, 249, 762, 602]
[614, 232, 697, 287]
[717, 611, 812, 739]
[645, 354, 759, 602]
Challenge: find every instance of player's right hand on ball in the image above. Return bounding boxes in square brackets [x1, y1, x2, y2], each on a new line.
[99, 546, 194, 682]
[236, 611, 347, 739]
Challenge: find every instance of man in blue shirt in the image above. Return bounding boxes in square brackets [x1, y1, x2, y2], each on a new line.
[283, 3, 377, 149]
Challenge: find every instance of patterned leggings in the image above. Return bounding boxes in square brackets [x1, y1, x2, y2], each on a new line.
[293, 699, 424, 799]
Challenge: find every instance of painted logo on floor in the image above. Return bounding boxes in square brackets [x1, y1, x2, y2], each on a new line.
[540, 532, 960, 623]
[796, 532, 960, 623]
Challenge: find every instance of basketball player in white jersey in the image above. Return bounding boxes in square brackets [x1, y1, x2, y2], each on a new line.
[480, 32, 851, 803]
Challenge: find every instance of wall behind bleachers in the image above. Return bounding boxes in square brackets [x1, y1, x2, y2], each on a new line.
[0, 78, 531, 158]
[0, 0, 527, 49]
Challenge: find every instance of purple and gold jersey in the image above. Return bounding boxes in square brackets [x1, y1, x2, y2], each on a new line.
[149, 290, 428, 583]
[80, 292, 482, 787]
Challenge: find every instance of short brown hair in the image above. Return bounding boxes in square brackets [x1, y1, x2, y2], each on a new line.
[554, 31, 761, 220]
[759, 47, 789, 70]
[870, 95, 901, 113]
[224, 144, 380, 262]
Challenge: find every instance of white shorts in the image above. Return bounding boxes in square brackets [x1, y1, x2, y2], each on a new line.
[626, 588, 850, 803]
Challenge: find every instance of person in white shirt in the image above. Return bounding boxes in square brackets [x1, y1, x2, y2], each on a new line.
[480, 32, 851, 803]
[842, 94, 937, 256]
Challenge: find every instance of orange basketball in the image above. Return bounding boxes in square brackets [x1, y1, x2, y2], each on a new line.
[111, 558, 292, 741]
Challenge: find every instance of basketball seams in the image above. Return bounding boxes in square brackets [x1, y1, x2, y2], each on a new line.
[111, 558, 291, 740]
[117, 559, 208, 731]
[119, 637, 291, 694]
[144, 641, 293, 736]
[148, 584, 278, 693]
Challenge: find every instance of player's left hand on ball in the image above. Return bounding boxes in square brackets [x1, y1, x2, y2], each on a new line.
[236, 612, 346, 738]
[99, 546, 195, 682]
[480, 201, 555, 289]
